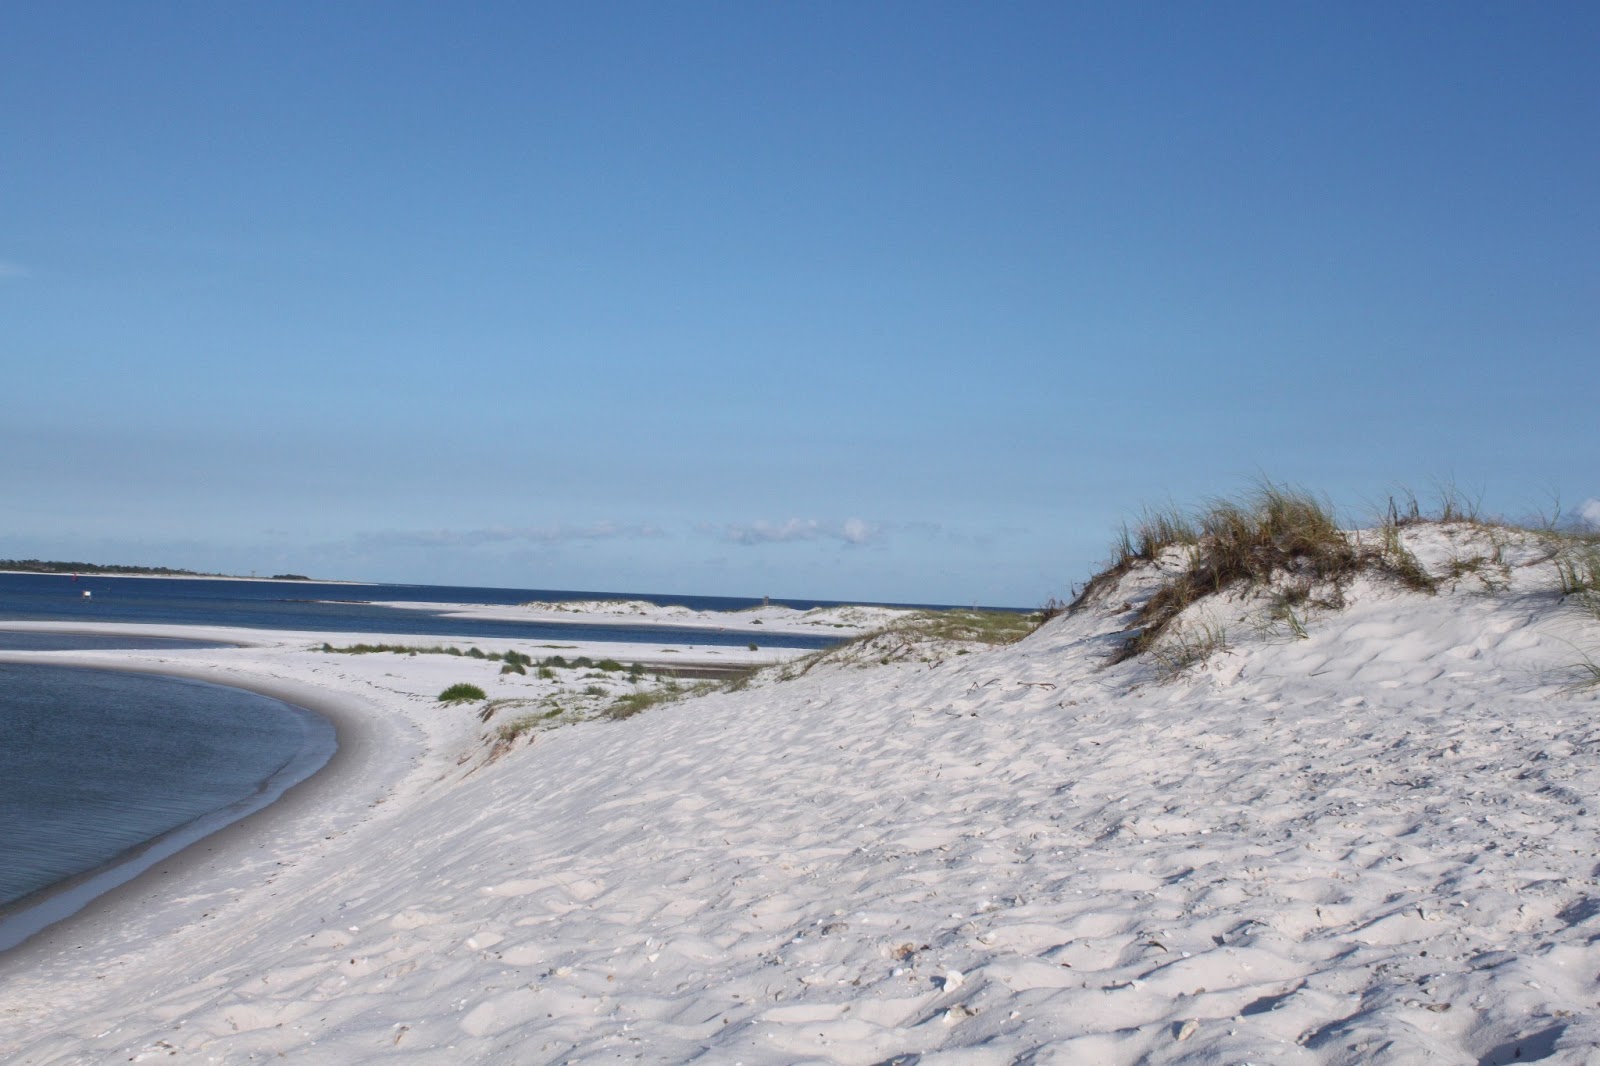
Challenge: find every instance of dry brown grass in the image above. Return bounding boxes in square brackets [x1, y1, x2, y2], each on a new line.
[1098, 483, 1439, 664]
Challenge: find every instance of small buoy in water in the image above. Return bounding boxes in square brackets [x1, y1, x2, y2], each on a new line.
[82, 590, 91, 598]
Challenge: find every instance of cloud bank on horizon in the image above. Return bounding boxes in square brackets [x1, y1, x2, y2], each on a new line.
[713, 518, 881, 547]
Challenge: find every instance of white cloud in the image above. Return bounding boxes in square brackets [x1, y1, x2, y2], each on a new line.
[715, 517, 882, 547]
[840, 518, 875, 544]
[0, 261, 27, 280]
[1579, 498, 1600, 530]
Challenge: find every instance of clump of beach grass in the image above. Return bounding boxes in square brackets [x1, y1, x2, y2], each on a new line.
[1574, 652, 1600, 689]
[1115, 505, 1200, 564]
[438, 683, 487, 704]
[1070, 505, 1200, 612]
[1382, 480, 1487, 528]
[603, 679, 717, 720]
[1554, 541, 1600, 600]
[1150, 620, 1230, 678]
[494, 707, 563, 742]
[478, 697, 534, 722]
[499, 650, 532, 675]
[604, 688, 675, 721]
[1097, 482, 1440, 665]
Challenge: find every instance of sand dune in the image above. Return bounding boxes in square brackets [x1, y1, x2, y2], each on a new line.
[1, 523, 1597, 1063]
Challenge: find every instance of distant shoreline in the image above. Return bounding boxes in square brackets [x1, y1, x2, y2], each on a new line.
[0, 569, 362, 585]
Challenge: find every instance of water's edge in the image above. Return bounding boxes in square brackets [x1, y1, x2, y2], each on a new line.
[0, 663, 338, 955]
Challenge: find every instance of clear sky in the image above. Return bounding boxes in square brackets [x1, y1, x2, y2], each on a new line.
[3, 3, 1596, 606]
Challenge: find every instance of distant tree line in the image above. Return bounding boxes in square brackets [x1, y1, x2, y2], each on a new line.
[0, 559, 210, 577]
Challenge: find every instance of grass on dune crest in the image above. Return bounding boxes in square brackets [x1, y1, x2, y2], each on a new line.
[1092, 482, 1437, 664]
[1075, 481, 1600, 671]
[1554, 541, 1600, 603]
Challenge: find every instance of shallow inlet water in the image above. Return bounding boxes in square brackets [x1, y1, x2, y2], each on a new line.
[0, 572, 860, 650]
[0, 658, 334, 950]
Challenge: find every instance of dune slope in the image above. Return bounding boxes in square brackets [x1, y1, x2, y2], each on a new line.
[2, 523, 1598, 1064]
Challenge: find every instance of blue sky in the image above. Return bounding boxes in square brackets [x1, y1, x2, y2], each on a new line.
[3, 3, 1596, 605]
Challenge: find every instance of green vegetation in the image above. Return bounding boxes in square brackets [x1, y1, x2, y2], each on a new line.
[322, 642, 470, 656]
[438, 683, 487, 704]
[498, 650, 533, 675]
[495, 715, 540, 742]
[768, 605, 1042, 680]
[319, 643, 583, 669]
[1150, 621, 1230, 678]
[492, 703, 567, 744]
[1086, 482, 1441, 664]
[1067, 481, 1600, 678]
[1111, 505, 1199, 565]
[271, 573, 312, 581]
[903, 608, 1039, 644]
[1554, 542, 1600, 598]
[604, 689, 670, 720]
[602, 679, 720, 720]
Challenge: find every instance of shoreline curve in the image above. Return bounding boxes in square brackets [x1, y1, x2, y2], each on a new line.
[0, 653, 394, 971]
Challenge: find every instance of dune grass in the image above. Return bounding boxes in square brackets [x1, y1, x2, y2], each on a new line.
[318, 643, 649, 677]
[766, 606, 1044, 681]
[1088, 482, 1441, 664]
[1554, 542, 1600, 598]
[494, 706, 564, 742]
[603, 679, 722, 720]
[1575, 652, 1600, 689]
[1075, 480, 1600, 673]
[1150, 620, 1230, 678]
[902, 608, 1040, 645]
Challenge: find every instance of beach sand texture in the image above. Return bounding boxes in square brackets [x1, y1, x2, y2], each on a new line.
[1, 522, 1598, 1063]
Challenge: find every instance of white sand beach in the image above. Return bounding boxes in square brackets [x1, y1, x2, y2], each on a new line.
[1, 521, 1598, 1064]
[362, 599, 916, 638]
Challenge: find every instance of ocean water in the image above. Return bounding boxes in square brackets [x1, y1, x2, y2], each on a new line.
[0, 650, 334, 951]
[0, 572, 853, 650]
[0, 631, 232, 653]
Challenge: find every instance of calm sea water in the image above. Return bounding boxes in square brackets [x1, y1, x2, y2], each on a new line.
[0, 649, 334, 951]
[0, 572, 860, 650]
